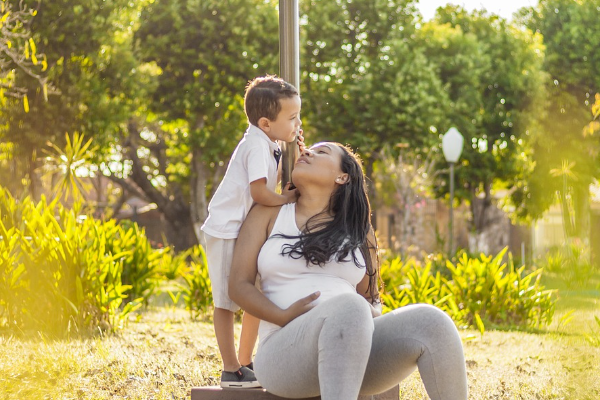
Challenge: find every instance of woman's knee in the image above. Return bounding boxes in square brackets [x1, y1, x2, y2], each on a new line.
[318, 293, 373, 330]
[396, 304, 460, 346]
[329, 292, 372, 316]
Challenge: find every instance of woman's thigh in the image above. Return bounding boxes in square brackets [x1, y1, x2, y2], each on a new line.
[360, 304, 467, 400]
[255, 293, 373, 398]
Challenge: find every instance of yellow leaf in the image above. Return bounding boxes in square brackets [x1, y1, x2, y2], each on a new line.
[23, 95, 29, 113]
[29, 38, 37, 55]
[5, 40, 10, 49]
[41, 56, 48, 71]
[43, 84, 48, 101]
[31, 53, 38, 65]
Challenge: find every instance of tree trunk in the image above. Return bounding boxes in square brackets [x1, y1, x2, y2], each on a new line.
[162, 202, 197, 251]
[27, 153, 43, 201]
[573, 183, 590, 243]
[121, 119, 198, 251]
[468, 182, 508, 254]
[190, 148, 209, 247]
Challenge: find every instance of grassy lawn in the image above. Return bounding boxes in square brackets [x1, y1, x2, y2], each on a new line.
[1, 274, 599, 400]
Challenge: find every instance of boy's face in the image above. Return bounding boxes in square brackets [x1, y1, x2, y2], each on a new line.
[260, 95, 302, 143]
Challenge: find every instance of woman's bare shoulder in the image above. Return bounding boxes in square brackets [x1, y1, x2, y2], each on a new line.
[247, 203, 284, 220]
[244, 204, 285, 234]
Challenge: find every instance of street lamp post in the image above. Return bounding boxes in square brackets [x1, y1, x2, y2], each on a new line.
[279, 0, 300, 185]
[442, 127, 464, 257]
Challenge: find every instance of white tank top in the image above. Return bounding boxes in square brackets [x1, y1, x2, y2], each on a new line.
[257, 203, 366, 343]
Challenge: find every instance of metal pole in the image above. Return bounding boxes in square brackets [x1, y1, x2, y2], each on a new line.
[449, 162, 455, 257]
[279, 0, 300, 186]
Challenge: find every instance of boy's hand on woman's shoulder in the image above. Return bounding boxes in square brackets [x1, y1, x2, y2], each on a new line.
[282, 182, 298, 203]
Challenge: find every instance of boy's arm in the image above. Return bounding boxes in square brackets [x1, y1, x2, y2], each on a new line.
[250, 178, 297, 206]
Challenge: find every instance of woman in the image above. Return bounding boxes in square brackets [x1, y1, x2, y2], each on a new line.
[229, 143, 468, 400]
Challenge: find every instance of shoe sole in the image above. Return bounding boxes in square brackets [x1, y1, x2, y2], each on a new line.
[220, 381, 262, 389]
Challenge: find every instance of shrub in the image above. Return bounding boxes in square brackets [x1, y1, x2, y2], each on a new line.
[380, 248, 556, 332]
[538, 240, 594, 288]
[0, 188, 141, 336]
[446, 249, 555, 329]
[179, 245, 212, 318]
[103, 220, 170, 305]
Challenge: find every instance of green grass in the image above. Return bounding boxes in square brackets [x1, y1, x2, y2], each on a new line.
[1, 272, 599, 400]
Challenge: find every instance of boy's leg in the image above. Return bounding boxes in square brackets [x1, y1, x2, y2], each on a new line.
[238, 311, 260, 367]
[204, 233, 255, 379]
[213, 307, 240, 372]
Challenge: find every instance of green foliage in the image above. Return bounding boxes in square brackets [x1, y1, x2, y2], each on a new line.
[585, 316, 600, 347]
[538, 240, 594, 288]
[0, 186, 142, 336]
[447, 249, 555, 328]
[513, 0, 600, 224]
[95, 220, 163, 306]
[380, 248, 556, 332]
[179, 245, 212, 319]
[300, 0, 448, 160]
[42, 132, 97, 201]
[0, 0, 48, 104]
[423, 7, 547, 232]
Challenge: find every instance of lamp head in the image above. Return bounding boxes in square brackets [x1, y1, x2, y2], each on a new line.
[442, 127, 464, 163]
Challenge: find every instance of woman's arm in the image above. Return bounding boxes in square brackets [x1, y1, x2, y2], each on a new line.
[229, 204, 320, 327]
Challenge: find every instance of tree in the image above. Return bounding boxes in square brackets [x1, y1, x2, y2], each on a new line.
[0, 0, 136, 199]
[513, 0, 600, 241]
[421, 6, 547, 251]
[0, 0, 47, 101]
[372, 144, 440, 253]
[0, 0, 49, 193]
[122, 0, 280, 249]
[296, 0, 452, 225]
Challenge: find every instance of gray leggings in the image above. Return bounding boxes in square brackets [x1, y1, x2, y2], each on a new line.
[254, 293, 468, 400]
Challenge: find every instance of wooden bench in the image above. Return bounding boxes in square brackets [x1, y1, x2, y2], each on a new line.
[191, 385, 399, 400]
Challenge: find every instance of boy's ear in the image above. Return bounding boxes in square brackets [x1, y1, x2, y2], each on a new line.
[257, 117, 271, 132]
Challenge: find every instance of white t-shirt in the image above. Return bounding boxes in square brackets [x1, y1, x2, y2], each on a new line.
[257, 203, 366, 343]
[201, 124, 280, 239]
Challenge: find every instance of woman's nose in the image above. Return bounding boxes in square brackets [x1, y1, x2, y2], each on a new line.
[302, 148, 313, 156]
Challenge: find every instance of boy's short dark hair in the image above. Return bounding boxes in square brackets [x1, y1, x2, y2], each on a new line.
[244, 75, 299, 126]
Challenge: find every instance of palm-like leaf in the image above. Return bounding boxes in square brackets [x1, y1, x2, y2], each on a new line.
[43, 133, 97, 201]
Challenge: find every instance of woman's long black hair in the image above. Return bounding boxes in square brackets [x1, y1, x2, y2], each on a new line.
[278, 143, 380, 301]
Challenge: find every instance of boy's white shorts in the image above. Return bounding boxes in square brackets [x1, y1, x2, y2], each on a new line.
[204, 233, 240, 312]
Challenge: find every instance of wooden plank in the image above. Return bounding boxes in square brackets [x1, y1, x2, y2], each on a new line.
[191, 385, 399, 400]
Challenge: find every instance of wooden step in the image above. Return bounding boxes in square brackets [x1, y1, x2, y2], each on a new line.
[191, 385, 399, 400]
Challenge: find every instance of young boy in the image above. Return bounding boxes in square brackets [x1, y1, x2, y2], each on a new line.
[201, 75, 302, 388]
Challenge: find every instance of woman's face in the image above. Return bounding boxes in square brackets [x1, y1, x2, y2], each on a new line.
[293, 142, 348, 187]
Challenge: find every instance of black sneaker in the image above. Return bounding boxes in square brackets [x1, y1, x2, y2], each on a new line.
[220, 366, 261, 388]
[243, 362, 254, 371]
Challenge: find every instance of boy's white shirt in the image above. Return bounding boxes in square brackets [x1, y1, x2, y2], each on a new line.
[201, 124, 280, 239]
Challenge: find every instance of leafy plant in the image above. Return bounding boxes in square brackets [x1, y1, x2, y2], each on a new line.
[0, 186, 141, 336]
[103, 220, 165, 305]
[585, 316, 600, 347]
[42, 132, 97, 201]
[179, 245, 212, 319]
[380, 248, 556, 333]
[539, 240, 594, 288]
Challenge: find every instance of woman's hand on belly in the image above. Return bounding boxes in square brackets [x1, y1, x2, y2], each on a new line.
[278, 291, 321, 327]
